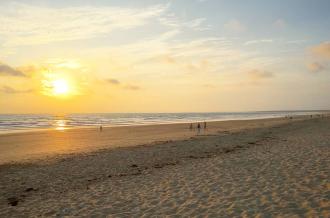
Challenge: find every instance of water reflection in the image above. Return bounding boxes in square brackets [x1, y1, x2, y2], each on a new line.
[55, 119, 67, 131]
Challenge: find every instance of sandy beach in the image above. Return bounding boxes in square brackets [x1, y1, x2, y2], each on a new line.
[0, 115, 329, 217]
[0, 116, 298, 164]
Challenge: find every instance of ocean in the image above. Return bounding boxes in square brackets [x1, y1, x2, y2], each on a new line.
[0, 111, 326, 133]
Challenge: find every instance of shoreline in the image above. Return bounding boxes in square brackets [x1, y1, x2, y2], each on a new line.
[0, 115, 322, 165]
[0, 116, 292, 135]
[0, 113, 322, 136]
[0, 111, 328, 135]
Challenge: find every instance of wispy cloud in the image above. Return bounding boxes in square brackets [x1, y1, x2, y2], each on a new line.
[310, 41, 330, 59]
[105, 78, 140, 90]
[106, 79, 121, 85]
[248, 69, 274, 80]
[118, 36, 244, 76]
[159, 15, 209, 31]
[0, 86, 33, 94]
[286, 40, 307, 44]
[0, 2, 277, 95]
[0, 62, 27, 77]
[124, 85, 141, 90]
[245, 39, 273, 45]
[307, 41, 330, 73]
[0, 3, 167, 46]
[235, 69, 275, 86]
[307, 62, 325, 73]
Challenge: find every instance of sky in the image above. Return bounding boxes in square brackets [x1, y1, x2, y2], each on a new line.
[0, 0, 330, 113]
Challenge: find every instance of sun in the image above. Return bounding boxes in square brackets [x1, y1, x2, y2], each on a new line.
[42, 76, 72, 97]
[52, 79, 69, 95]
[41, 71, 82, 98]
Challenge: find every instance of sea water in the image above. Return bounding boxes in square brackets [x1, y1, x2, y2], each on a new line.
[0, 111, 326, 133]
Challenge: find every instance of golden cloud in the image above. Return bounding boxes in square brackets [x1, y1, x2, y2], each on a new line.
[310, 42, 330, 59]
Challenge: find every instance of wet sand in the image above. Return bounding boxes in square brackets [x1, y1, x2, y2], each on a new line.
[0, 115, 329, 217]
[0, 117, 297, 164]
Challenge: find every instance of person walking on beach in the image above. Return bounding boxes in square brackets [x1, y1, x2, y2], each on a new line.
[99, 125, 103, 132]
[197, 123, 201, 134]
[203, 121, 207, 130]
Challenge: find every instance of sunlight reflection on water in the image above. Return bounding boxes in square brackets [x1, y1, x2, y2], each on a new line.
[55, 119, 67, 131]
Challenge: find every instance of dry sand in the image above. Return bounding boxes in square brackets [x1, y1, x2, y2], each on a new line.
[0, 115, 329, 217]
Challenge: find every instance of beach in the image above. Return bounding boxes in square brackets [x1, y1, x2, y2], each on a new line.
[0, 116, 299, 164]
[0, 115, 329, 217]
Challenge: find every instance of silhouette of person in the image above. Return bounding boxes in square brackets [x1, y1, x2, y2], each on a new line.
[99, 125, 103, 132]
[203, 121, 207, 130]
[197, 123, 201, 134]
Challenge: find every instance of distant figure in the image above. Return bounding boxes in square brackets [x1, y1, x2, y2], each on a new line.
[197, 123, 201, 134]
[310, 115, 313, 118]
[189, 123, 193, 131]
[203, 121, 207, 130]
[99, 125, 103, 132]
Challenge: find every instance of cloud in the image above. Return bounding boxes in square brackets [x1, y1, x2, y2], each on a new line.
[274, 19, 287, 28]
[224, 19, 246, 32]
[307, 42, 330, 73]
[0, 63, 26, 77]
[307, 62, 325, 73]
[46, 59, 82, 70]
[105, 78, 140, 90]
[0, 86, 33, 94]
[106, 78, 121, 85]
[286, 40, 307, 45]
[16, 65, 41, 75]
[159, 15, 209, 31]
[245, 39, 273, 45]
[248, 69, 274, 80]
[0, 3, 167, 46]
[108, 35, 263, 79]
[185, 18, 209, 31]
[0, 3, 253, 82]
[157, 30, 181, 41]
[124, 85, 141, 90]
[245, 69, 275, 86]
[310, 42, 330, 59]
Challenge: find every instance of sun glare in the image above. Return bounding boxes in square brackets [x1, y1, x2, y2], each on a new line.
[52, 79, 69, 95]
[41, 72, 78, 98]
